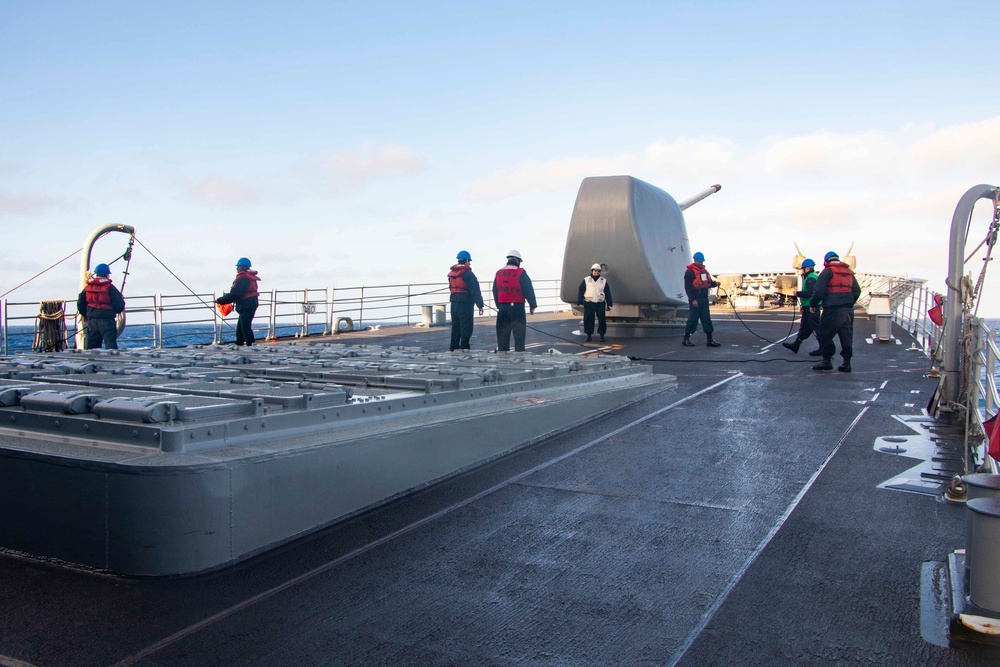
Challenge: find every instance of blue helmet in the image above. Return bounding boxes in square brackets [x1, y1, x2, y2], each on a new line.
[456, 250, 472, 261]
[801, 258, 816, 268]
[236, 257, 252, 268]
[824, 251, 839, 263]
[693, 252, 705, 262]
[93, 263, 111, 276]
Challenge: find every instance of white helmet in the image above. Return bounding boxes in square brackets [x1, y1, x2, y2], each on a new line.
[506, 249, 522, 261]
[591, 263, 602, 271]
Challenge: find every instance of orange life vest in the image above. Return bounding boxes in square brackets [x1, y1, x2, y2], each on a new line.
[686, 263, 714, 289]
[495, 267, 524, 303]
[448, 264, 470, 294]
[84, 279, 113, 310]
[234, 270, 260, 299]
[826, 262, 854, 293]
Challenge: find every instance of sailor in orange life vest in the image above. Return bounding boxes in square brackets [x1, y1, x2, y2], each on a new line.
[577, 263, 613, 342]
[215, 257, 261, 346]
[448, 250, 485, 351]
[76, 263, 126, 349]
[682, 252, 721, 347]
[809, 251, 861, 372]
[492, 249, 537, 352]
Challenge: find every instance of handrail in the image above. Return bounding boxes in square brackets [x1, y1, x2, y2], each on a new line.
[0, 279, 567, 354]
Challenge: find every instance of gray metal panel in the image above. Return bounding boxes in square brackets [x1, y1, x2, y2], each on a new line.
[560, 176, 689, 306]
[0, 454, 108, 567]
[106, 466, 232, 575]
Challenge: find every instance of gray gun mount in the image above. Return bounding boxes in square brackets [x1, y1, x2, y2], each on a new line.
[560, 176, 720, 337]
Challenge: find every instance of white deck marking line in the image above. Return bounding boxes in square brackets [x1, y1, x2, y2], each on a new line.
[870, 393, 880, 403]
[666, 405, 871, 667]
[880, 380, 889, 389]
[0, 655, 42, 667]
[111, 374, 746, 667]
[757, 333, 796, 355]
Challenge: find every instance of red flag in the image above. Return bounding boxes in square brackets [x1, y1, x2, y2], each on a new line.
[982, 413, 1000, 461]
[928, 294, 943, 326]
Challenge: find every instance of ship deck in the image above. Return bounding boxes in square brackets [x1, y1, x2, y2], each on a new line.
[2, 304, 998, 666]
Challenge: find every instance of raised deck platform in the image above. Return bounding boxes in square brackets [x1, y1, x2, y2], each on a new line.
[0, 343, 671, 575]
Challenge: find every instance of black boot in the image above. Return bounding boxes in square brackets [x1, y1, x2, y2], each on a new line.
[706, 337, 721, 347]
[838, 361, 852, 373]
[682, 335, 695, 347]
[782, 340, 801, 353]
[586, 334, 592, 342]
[813, 359, 834, 371]
[808, 349, 823, 356]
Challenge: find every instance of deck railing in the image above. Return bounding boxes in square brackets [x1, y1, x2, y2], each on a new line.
[0, 279, 566, 354]
[883, 279, 998, 471]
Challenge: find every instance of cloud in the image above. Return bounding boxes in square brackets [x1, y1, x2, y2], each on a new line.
[180, 177, 261, 208]
[910, 116, 1000, 171]
[759, 130, 902, 181]
[465, 154, 637, 202]
[465, 136, 738, 202]
[0, 191, 62, 215]
[320, 142, 425, 194]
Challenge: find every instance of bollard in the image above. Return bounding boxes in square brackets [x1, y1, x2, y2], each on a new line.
[964, 474, 1000, 582]
[433, 304, 447, 326]
[420, 305, 434, 326]
[968, 497, 1000, 614]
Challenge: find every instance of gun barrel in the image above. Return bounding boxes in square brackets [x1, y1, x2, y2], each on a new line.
[678, 184, 722, 211]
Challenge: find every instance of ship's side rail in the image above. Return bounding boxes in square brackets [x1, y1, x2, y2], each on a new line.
[0, 279, 566, 353]
[883, 278, 998, 471]
[966, 318, 1000, 471]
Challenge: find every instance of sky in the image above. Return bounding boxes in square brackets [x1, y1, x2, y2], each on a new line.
[2, 1, 1000, 313]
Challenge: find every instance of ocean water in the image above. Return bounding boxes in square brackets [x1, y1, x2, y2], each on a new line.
[3, 322, 334, 352]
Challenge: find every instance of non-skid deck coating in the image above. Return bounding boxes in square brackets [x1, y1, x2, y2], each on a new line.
[1, 306, 997, 666]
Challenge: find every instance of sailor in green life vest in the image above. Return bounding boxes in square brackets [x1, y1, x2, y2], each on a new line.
[782, 258, 821, 354]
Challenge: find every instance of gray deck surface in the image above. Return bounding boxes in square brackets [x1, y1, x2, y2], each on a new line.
[1, 306, 998, 666]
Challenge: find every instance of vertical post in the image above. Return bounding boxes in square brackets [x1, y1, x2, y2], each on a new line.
[267, 288, 277, 341]
[359, 286, 365, 330]
[153, 292, 163, 350]
[987, 323, 997, 418]
[301, 289, 308, 338]
[1, 298, 6, 356]
[328, 287, 335, 335]
[406, 284, 411, 326]
[211, 292, 221, 344]
[944, 185, 1000, 407]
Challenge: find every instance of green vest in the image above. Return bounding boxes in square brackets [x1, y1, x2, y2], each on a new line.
[799, 271, 818, 307]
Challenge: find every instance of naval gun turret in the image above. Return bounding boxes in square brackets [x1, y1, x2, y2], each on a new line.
[560, 176, 721, 337]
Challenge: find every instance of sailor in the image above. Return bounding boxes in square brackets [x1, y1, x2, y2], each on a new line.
[682, 252, 721, 347]
[492, 249, 537, 352]
[216, 257, 261, 346]
[810, 251, 861, 372]
[782, 258, 821, 353]
[448, 250, 485, 351]
[577, 263, 613, 342]
[76, 263, 126, 350]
